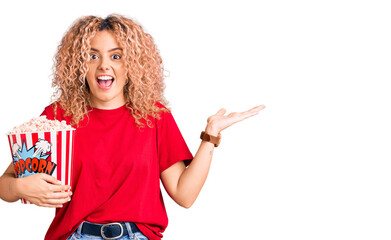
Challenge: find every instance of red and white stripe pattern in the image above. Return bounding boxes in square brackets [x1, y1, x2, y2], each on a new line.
[7, 130, 74, 204]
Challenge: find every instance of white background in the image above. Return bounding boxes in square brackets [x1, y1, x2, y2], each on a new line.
[0, 0, 390, 239]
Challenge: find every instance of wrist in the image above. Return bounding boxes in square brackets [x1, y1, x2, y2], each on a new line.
[205, 125, 219, 136]
[11, 177, 23, 199]
[200, 129, 221, 147]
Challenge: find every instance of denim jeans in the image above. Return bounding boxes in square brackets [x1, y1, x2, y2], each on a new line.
[66, 221, 149, 240]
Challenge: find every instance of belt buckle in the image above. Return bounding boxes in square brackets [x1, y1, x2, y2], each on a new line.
[100, 222, 124, 240]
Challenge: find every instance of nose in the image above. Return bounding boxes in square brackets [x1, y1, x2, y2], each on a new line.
[98, 56, 110, 70]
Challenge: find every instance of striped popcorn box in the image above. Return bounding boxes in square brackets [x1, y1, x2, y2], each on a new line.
[7, 130, 75, 204]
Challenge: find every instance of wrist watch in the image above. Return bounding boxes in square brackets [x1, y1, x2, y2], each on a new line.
[200, 131, 221, 147]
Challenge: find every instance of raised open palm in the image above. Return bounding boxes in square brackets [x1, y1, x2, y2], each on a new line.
[206, 105, 265, 135]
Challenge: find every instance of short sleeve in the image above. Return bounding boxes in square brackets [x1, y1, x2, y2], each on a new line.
[157, 109, 193, 173]
[40, 103, 72, 124]
[40, 106, 52, 119]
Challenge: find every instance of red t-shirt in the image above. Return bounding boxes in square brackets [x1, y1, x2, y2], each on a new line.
[42, 103, 193, 240]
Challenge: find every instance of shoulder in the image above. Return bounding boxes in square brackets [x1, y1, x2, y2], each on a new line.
[154, 101, 170, 111]
[152, 102, 182, 131]
[41, 103, 55, 118]
[153, 101, 173, 120]
[41, 103, 70, 123]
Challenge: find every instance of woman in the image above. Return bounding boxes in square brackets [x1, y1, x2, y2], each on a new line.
[0, 14, 264, 240]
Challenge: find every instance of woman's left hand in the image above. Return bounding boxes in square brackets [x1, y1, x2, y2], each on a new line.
[161, 104, 265, 208]
[205, 105, 265, 136]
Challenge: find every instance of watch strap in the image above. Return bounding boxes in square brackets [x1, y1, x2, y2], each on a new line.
[200, 131, 221, 147]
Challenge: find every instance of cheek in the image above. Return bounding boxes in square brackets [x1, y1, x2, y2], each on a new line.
[85, 78, 94, 88]
[86, 66, 96, 83]
[85, 74, 94, 84]
[114, 65, 127, 80]
[85, 77, 96, 90]
[115, 63, 126, 74]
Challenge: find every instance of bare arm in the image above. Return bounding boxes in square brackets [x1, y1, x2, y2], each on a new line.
[0, 163, 21, 202]
[161, 105, 265, 208]
[0, 162, 72, 208]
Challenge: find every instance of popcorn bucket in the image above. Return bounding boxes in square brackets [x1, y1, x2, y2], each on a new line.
[7, 130, 75, 204]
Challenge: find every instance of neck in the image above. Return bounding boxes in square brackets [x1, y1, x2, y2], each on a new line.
[89, 99, 126, 110]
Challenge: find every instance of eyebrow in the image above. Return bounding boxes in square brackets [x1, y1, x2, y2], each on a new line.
[90, 47, 123, 52]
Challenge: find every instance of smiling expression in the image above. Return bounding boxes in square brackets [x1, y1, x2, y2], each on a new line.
[86, 30, 127, 109]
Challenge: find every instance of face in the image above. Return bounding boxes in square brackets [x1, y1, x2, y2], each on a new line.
[86, 30, 127, 109]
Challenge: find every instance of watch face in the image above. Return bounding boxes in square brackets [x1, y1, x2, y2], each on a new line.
[201, 131, 220, 147]
[202, 132, 210, 141]
[205, 134, 211, 141]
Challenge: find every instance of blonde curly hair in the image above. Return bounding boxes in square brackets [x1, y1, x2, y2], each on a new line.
[51, 14, 169, 127]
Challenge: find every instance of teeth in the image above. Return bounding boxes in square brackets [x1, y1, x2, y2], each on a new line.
[97, 76, 114, 80]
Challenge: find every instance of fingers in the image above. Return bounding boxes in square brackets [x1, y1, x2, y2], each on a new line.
[222, 104, 265, 125]
[243, 105, 265, 114]
[39, 173, 71, 192]
[37, 191, 72, 208]
[21, 174, 73, 208]
[234, 105, 265, 120]
[50, 190, 72, 199]
[39, 203, 63, 208]
[39, 173, 62, 185]
[240, 111, 260, 121]
[218, 105, 265, 117]
[42, 197, 70, 207]
[51, 184, 71, 192]
[215, 108, 226, 116]
[46, 195, 71, 205]
[207, 108, 227, 124]
[39, 202, 65, 208]
[32, 191, 72, 208]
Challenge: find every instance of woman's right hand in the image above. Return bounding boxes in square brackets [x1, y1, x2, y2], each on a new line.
[15, 173, 72, 208]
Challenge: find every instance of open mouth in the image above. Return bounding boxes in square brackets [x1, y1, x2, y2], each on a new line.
[96, 75, 114, 89]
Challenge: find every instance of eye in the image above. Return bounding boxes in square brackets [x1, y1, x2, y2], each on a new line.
[112, 54, 121, 60]
[90, 54, 99, 60]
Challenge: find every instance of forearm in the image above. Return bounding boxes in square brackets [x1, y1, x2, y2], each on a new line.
[175, 127, 218, 208]
[0, 172, 20, 203]
[0, 170, 71, 207]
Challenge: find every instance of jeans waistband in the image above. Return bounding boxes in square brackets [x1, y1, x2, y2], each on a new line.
[79, 221, 139, 239]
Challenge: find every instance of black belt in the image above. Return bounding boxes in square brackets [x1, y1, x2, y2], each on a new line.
[81, 221, 139, 239]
